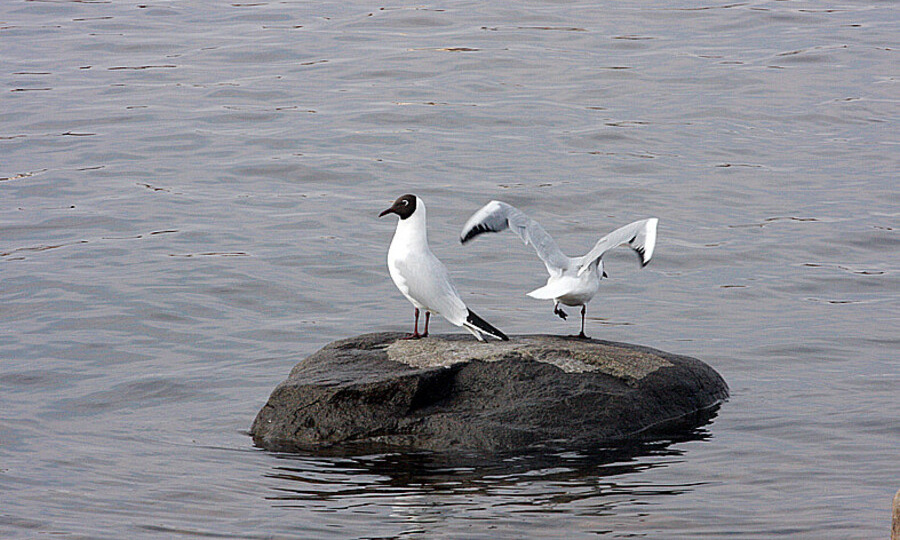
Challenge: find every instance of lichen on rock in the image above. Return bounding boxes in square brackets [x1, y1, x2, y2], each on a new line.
[386, 336, 672, 379]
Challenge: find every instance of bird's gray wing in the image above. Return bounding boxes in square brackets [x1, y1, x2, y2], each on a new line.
[460, 200, 569, 275]
[577, 218, 658, 276]
[394, 252, 468, 326]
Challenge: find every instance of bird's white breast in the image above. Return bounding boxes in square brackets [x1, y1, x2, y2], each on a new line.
[387, 226, 421, 305]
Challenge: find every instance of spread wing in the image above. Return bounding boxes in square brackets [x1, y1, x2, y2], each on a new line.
[577, 218, 658, 277]
[460, 200, 570, 275]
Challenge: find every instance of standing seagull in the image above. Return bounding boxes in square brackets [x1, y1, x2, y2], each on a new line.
[380, 194, 508, 341]
[460, 200, 657, 339]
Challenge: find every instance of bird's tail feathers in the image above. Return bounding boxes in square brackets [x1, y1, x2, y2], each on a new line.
[461, 324, 486, 342]
[465, 309, 509, 341]
[526, 281, 569, 300]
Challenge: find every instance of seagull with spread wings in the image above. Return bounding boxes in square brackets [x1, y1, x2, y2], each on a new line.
[460, 200, 658, 338]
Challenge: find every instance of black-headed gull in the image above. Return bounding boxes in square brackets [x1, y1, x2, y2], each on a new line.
[460, 200, 657, 338]
[380, 194, 509, 342]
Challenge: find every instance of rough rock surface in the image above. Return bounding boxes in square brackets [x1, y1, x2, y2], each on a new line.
[251, 333, 728, 453]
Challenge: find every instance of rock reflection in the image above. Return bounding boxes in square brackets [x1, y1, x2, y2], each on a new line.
[262, 405, 719, 511]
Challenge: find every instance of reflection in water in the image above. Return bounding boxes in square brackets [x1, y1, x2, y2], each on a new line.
[263, 407, 719, 519]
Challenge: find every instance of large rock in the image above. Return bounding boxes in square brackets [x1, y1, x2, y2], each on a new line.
[251, 333, 728, 453]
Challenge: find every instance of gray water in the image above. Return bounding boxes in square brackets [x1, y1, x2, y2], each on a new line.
[1, 0, 897, 538]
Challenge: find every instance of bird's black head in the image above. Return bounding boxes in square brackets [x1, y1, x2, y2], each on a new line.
[378, 194, 417, 220]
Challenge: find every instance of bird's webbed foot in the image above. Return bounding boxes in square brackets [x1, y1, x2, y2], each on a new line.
[553, 304, 568, 320]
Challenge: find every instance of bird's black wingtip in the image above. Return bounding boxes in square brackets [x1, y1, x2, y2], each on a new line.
[466, 309, 508, 341]
[635, 246, 652, 267]
[460, 224, 493, 245]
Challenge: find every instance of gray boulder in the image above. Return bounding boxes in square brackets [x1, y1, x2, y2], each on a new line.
[251, 333, 728, 453]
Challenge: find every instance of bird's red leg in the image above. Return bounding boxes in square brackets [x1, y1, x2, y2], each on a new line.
[402, 308, 421, 339]
[422, 311, 430, 337]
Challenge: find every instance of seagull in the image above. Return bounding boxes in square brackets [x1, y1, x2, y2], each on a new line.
[379, 194, 509, 342]
[460, 200, 657, 339]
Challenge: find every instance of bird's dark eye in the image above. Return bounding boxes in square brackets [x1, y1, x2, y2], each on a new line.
[402, 199, 409, 205]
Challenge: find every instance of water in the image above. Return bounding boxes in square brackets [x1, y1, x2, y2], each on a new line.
[1, 0, 897, 537]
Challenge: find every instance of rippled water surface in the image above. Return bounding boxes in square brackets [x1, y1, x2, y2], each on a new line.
[1, 0, 897, 538]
